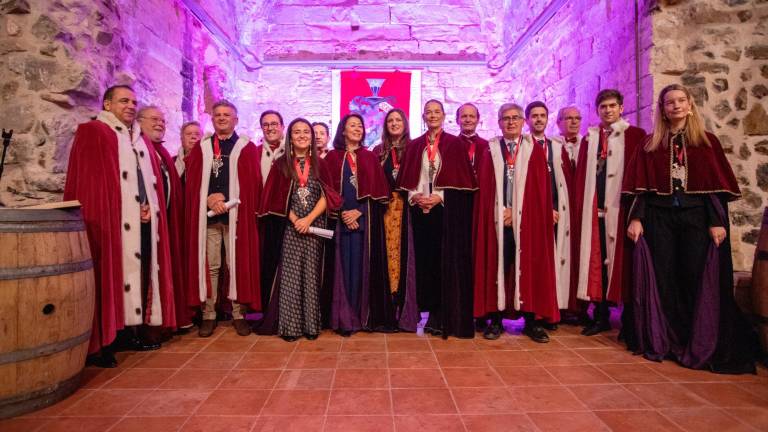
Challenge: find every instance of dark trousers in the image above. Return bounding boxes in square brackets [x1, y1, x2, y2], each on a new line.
[411, 205, 443, 313]
[592, 217, 611, 323]
[644, 204, 710, 345]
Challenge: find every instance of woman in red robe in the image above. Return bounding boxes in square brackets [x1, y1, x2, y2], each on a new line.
[396, 99, 477, 338]
[624, 84, 756, 373]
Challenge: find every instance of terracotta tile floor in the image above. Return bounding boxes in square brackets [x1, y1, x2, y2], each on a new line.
[3, 321, 767, 432]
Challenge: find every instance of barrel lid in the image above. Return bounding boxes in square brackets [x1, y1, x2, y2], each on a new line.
[0, 208, 83, 223]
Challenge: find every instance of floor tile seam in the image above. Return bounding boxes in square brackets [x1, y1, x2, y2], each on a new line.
[64, 385, 155, 418]
[558, 383, 603, 412]
[618, 381, 714, 409]
[657, 406, 762, 432]
[429, 356, 468, 429]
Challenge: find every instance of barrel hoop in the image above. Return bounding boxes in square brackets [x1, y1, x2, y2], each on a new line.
[757, 250, 768, 261]
[0, 208, 82, 223]
[0, 259, 93, 281]
[0, 330, 91, 366]
[0, 371, 81, 419]
[0, 220, 86, 233]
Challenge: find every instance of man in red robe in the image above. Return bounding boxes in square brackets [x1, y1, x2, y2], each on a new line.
[473, 103, 559, 342]
[64, 85, 176, 367]
[572, 89, 646, 336]
[552, 105, 586, 324]
[456, 102, 488, 172]
[525, 101, 573, 328]
[184, 100, 261, 338]
[138, 106, 193, 333]
[256, 110, 287, 313]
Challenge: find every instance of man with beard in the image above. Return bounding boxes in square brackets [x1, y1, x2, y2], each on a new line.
[138, 106, 192, 333]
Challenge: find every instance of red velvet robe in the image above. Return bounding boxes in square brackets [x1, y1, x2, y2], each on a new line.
[396, 131, 477, 191]
[473, 136, 559, 322]
[151, 140, 192, 327]
[64, 117, 176, 353]
[572, 120, 646, 303]
[458, 133, 489, 172]
[324, 147, 391, 202]
[184, 135, 262, 309]
[259, 156, 342, 216]
[622, 132, 740, 199]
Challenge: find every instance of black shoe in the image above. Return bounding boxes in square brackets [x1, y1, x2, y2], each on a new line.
[281, 335, 298, 342]
[305, 334, 319, 341]
[483, 323, 502, 340]
[540, 321, 558, 331]
[424, 327, 443, 337]
[475, 318, 488, 332]
[337, 329, 353, 337]
[87, 350, 118, 368]
[138, 341, 161, 351]
[581, 321, 611, 336]
[523, 325, 550, 343]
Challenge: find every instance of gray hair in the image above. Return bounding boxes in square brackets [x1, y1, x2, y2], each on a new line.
[497, 103, 524, 121]
[556, 106, 581, 121]
[212, 99, 238, 115]
[137, 105, 163, 119]
[180, 120, 201, 134]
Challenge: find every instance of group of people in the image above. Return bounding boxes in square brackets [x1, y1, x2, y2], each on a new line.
[64, 82, 756, 374]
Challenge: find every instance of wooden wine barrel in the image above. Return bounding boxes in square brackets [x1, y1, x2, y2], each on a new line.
[0, 208, 95, 419]
[751, 207, 768, 355]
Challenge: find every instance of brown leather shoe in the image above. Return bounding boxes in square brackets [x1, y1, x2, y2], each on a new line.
[233, 319, 251, 336]
[198, 319, 216, 338]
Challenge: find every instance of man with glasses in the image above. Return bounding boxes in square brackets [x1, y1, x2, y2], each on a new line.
[138, 106, 193, 334]
[555, 106, 583, 168]
[473, 103, 559, 342]
[184, 100, 262, 338]
[256, 110, 287, 313]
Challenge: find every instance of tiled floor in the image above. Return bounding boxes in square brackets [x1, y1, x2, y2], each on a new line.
[3, 321, 767, 432]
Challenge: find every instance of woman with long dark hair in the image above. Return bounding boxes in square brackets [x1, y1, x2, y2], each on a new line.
[396, 100, 477, 338]
[372, 109, 420, 332]
[324, 113, 393, 335]
[258, 118, 340, 342]
[624, 84, 756, 373]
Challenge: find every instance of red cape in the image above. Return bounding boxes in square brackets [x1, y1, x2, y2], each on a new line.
[184, 139, 262, 309]
[473, 138, 559, 321]
[623, 132, 740, 199]
[151, 140, 192, 327]
[572, 125, 646, 303]
[64, 119, 176, 353]
[458, 134, 489, 171]
[259, 156, 342, 217]
[396, 131, 477, 191]
[324, 147, 390, 201]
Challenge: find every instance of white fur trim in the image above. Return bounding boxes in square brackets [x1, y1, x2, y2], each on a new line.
[97, 111, 163, 326]
[550, 140, 571, 309]
[487, 135, 533, 311]
[576, 119, 629, 301]
[195, 134, 251, 302]
[259, 141, 285, 186]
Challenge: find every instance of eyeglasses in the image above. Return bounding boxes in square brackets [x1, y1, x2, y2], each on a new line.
[501, 116, 523, 123]
[562, 116, 582, 121]
[261, 122, 281, 129]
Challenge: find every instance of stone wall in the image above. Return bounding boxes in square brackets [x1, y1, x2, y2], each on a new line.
[649, 0, 768, 271]
[498, 0, 655, 131]
[0, 0, 236, 206]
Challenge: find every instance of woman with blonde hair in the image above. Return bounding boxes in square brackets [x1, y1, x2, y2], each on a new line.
[623, 83, 756, 373]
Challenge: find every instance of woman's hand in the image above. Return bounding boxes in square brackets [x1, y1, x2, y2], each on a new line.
[341, 209, 362, 225]
[710, 226, 726, 247]
[294, 217, 311, 234]
[421, 194, 442, 211]
[627, 219, 643, 243]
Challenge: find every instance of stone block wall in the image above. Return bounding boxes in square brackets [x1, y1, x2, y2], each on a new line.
[497, 0, 655, 133]
[649, 0, 768, 271]
[0, 0, 235, 206]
